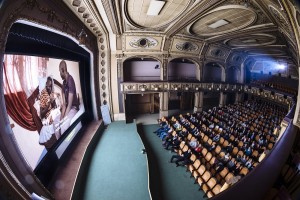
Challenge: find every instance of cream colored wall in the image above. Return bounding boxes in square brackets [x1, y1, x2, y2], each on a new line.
[111, 52, 119, 115]
[46, 58, 82, 101]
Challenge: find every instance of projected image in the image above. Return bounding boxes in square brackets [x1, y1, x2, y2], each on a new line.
[3, 55, 85, 169]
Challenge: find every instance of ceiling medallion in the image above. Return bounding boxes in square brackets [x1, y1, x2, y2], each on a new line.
[211, 49, 225, 57]
[129, 37, 158, 48]
[176, 42, 198, 52]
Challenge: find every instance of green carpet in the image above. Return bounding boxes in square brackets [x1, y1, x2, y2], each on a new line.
[137, 124, 206, 200]
[81, 121, 150, 200]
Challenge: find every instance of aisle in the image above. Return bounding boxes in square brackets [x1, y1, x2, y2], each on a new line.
[81, 121, 151, 200]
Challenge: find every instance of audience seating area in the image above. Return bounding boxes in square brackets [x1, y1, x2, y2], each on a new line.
[154, 98, 288, 198]
[251, 80, 297, 96]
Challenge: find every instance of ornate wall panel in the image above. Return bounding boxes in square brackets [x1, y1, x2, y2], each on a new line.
[124, 34, 163, 51]
[169, 37, 203, 55]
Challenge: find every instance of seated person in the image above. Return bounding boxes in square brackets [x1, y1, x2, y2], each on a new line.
[227, 158, 236, 172]
[220, 153, 231, 164]
[213, 134, 220, 142]
[245, 158, 254, 170]
[245, 146, 252, 157]
[224, 142, 233, 153]
[173, 120, 182, 130]
[194, 144, 203, 156]
[189, 138, 198, 149]
[215, 162, 225, 174]
[58, 60, 79, 136]
[207, 141, 217, 152]
[178, 127, 188, 138]
[164, 134, 181, 151]
[170, 149, 192, 167]
[39, 76, 61, 140]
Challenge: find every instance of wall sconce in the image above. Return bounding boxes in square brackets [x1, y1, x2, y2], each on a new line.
[78, 28, 88, 46]
[140, 84, 147, 91]
[174, 85, 178, 90]
[153, 84, 159, 91]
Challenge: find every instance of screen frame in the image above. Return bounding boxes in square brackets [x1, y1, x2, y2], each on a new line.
[4, 22, 94, 187]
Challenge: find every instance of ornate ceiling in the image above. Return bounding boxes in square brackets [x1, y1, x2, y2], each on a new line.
[63, 0, 300, 76]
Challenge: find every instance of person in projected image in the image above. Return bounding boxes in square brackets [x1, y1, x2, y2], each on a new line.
[58, 60, 79, 137]
[40, 76, 61, 140]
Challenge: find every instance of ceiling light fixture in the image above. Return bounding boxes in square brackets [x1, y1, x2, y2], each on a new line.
[208, 19, 229, 29]
[147, 0, 166, 16]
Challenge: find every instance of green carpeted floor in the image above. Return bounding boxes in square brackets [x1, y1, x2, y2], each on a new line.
[77, 121, 205, 200]
[137, 124, 206, 200]
[81, 121, 150, 200]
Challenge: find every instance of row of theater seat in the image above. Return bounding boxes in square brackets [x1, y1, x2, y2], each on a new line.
[251, 80, 297, 96]
[158, 99, 287, 198]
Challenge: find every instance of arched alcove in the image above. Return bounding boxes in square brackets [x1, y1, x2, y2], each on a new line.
[167, 58, 197, 81]
[203, 62, 223, 82]
[123, 57, 161, 81]
[226, 66, 240, 83]
[244, 58, 254, 83]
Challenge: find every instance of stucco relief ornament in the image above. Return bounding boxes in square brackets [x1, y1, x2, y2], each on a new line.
[176, 42, 198, 52]
[129, 37, 158, 48]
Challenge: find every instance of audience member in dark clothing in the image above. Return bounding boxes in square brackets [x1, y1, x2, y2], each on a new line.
[170, 149, 192, 167]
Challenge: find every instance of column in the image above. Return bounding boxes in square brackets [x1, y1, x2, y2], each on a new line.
[219, 92, 226, 107]
[159, 92, 169, 118]
[161, 54, 168, 81]
[235, 93, 243, 104]
[240, 62, 245, 83]
[194, 91, 203, 112]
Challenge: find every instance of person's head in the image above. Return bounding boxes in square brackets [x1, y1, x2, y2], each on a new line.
[59, 60, 68, 80]
[46, 77, 53, 94]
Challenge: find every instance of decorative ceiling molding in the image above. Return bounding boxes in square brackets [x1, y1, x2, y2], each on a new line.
[63, 0, 108, 38]
[205, 44, 230, 62]
[175, 41, 198, 51]
[224, 33, 277, 47]
[123, 0, 194, 30]
[165, 0, 222, 37]
[189, 5, 257, 37]
[99, 0, 123, 35]
[128, 37, 158, 48]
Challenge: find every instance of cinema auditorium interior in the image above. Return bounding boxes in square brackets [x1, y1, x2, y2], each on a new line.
[1, 0, 300, 200]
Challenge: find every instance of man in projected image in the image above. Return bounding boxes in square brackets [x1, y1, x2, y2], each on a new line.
[58, 60, 79, 136]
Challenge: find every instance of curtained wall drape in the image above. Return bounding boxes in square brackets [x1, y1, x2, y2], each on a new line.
[3, 62, 37, 131]
[3, 55, 46, 132]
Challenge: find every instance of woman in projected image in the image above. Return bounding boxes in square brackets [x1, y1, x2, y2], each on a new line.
[58, 60, 79, 137]
[39, 77, 61, 140]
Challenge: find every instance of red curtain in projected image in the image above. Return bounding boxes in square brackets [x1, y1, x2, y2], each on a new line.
[3, 55, 45, 131]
